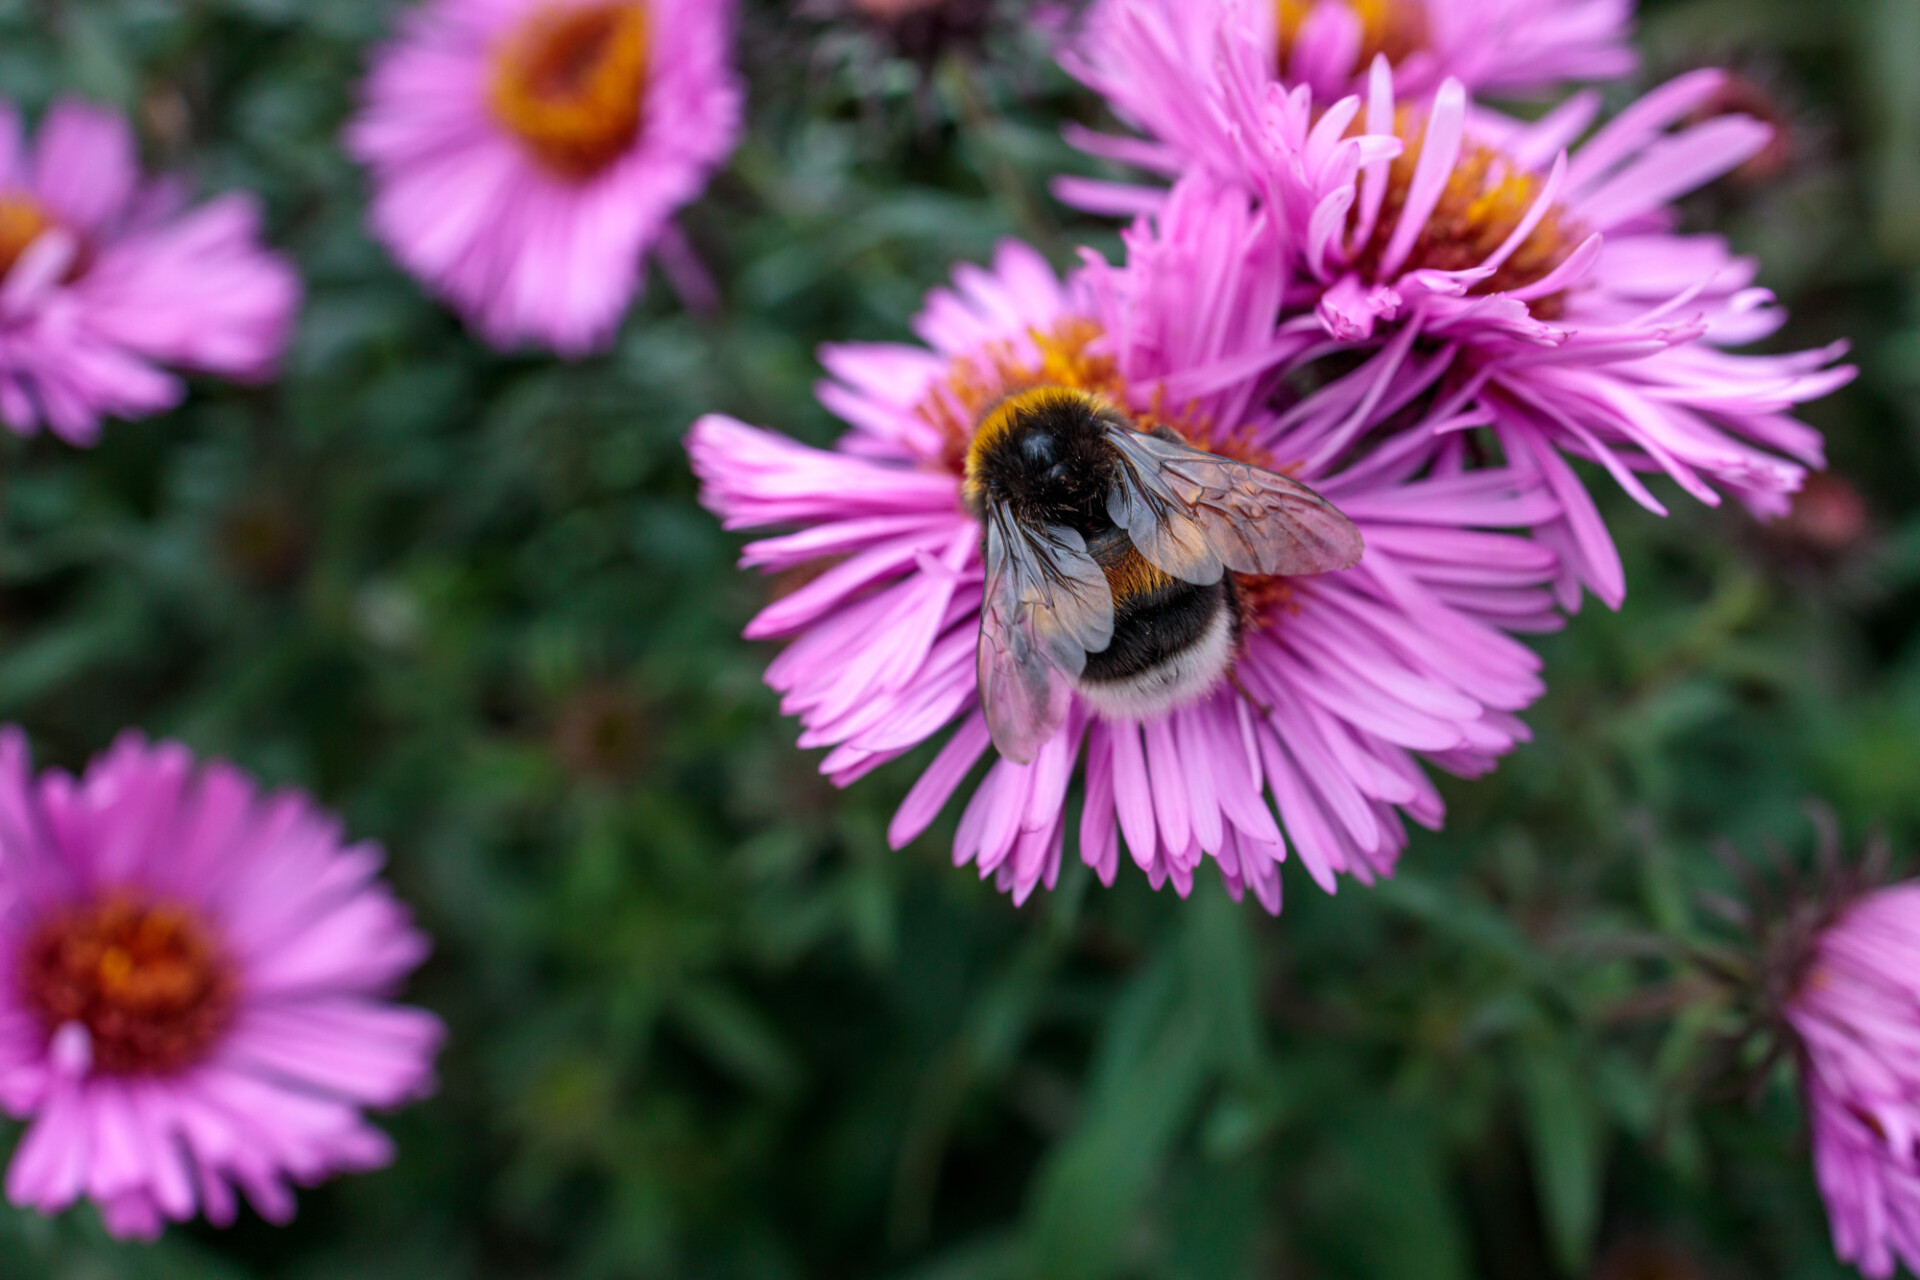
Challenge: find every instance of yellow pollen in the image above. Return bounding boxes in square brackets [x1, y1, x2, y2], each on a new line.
[1352, 112, 1580, 316]
[918, 318, 1131, 476]
[98, 946, 134, 988]
[489, 2, 651, 180]
[1276, 0, 1429, 71]
[0, 195, 54, 280]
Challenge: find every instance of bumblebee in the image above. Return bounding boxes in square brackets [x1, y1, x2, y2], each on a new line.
[963, 386, 1364, 763]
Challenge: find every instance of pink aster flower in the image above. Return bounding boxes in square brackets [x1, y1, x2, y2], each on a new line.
[1250, 66, 1852, 607]
[689, 179, 1564, 912]
[1068, 33, 1853, 610]
[0, 728, 443, 1239]
[1785, 882, 1920, 1277]
[0, 99, 300, 446]
[1062, 0, 1633, 190]
[347, 0, 742, 356]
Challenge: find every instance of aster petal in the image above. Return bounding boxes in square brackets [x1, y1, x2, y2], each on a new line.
[31, 101, 137, 233]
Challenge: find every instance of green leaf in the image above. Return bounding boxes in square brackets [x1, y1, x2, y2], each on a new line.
[1314, 1109, 1472, 1280]
[668, 981, 802, 1098]
[1025, 960, 1213, 1280]
[1516, 1039, 1605, 1275]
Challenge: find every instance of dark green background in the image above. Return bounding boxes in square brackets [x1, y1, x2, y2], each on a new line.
[0, 0, 1916, 1275]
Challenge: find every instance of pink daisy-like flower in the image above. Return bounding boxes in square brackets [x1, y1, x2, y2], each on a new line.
[1063, 0, 1634, 173]
[1785, 882, 1920, 1277]
[689, 179, 1564, 912]
[0, 728, 443, 1239]
[1248, 66, 1851, 608]
[347, 0, 742, 355]
[1066, 28, 1852, 609]
[0, 99, 300, 446]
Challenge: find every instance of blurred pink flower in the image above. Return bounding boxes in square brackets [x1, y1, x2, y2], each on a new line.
[1066, 39, 1853, 609]
[689, 180, 1564, 911]
[348, 0, 742, 356]
[1787, 883, 1920, 1278]
[1062, 0, 1633, 184]
[0, 99, 300, 446]
[0, 729, 443, 1239]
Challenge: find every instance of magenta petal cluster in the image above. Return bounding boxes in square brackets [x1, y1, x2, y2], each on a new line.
[1787, 883, 1920, 1278]
[348, 0, 743, 356]
[1062, 0, 1633, 204]
[0, 728, 443, 1239]
[1251, 68, 1851, 606]
[0, 99, 300, 445]
[1064, 17, 1853, 609]
[691, 180, 1564, 911]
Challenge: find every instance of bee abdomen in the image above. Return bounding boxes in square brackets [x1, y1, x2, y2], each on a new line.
[1078, 530, 1238, 716]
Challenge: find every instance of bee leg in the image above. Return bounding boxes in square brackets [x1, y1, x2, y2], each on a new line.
[1226, 667, 1271, 718]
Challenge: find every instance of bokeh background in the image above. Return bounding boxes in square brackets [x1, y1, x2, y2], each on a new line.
[0, 0, 1916, 1275]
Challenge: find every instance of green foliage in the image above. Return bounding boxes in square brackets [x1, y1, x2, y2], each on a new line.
[0, 0, 1916, 1277]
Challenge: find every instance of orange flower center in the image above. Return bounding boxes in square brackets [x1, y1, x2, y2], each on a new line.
[916, 320, 1303, 632]
[0, 195, 54, 281]
[19, 895, 237, 1076]
[918, 318, 1125, 476]
[489, 2, 651, 180]
[1276, 0, 1429, 72]
[1351, 113, 1580, 316]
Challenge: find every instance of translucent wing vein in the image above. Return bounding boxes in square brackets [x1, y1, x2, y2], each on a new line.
[976, 510, 1114, 763]
[1104, 427, 1365, 584]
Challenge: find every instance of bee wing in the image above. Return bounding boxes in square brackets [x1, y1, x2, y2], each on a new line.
[977, 508, 1115, 764]
[1104, 426, 1365, 584]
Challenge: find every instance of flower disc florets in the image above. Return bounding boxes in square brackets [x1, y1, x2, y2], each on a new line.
[1346, 114, 1581, 315]
[20, 897, 237, 1078]
[489, 3, 651, 179]
[0, 196, 57, 280]
[1275, 0, 1430, 80]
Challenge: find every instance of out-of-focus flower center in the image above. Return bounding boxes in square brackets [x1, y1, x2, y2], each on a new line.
[1276, 0, 1429, 71]
[489, 2, 651, 180]
[553, 681, 651, 781]
[917, 319, 1303, 634]
[0, 195, 54, 281]
[847, 0, 992, 61]
[19, 895, 237, 1076]
[1774, 472, 1869, 555]
[851, 0, 949, 17]
[1352, 115, 1580, 316]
